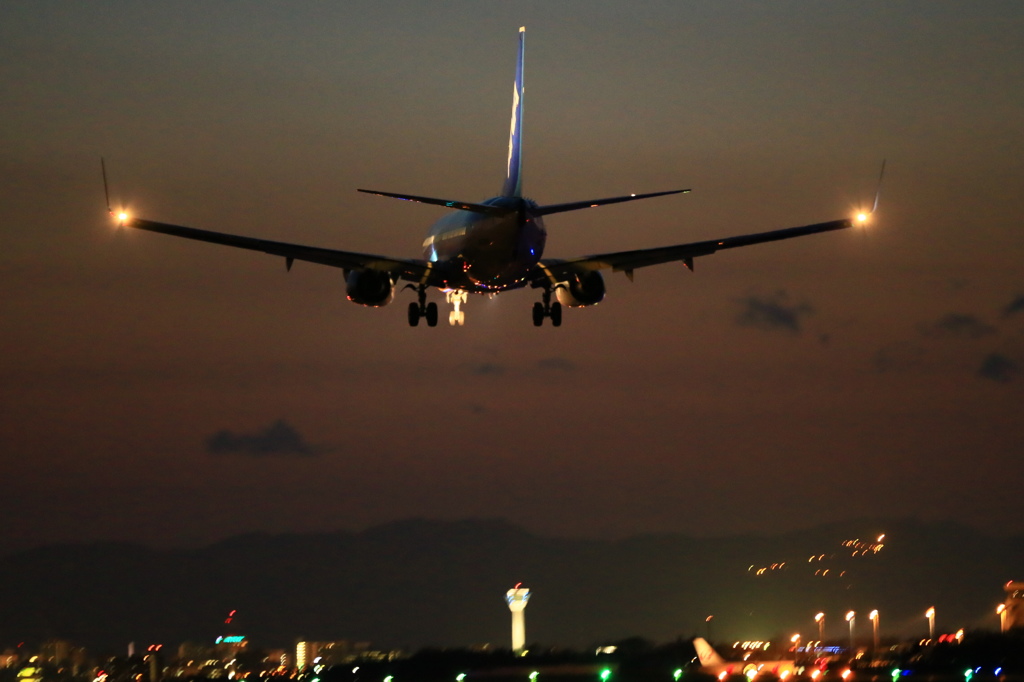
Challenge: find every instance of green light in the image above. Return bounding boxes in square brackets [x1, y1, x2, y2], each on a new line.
[384, 677, 394, 682]
[457, 675, 466, 682]
[674, 669, 683, 681]
[963, 670, 973, 682]
[600, 669, 612, 681]
[529, 672, 539, 681]
[891, 670, 901, 682]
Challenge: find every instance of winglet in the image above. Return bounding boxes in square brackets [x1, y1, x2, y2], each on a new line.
[101, 157, 112, 214]
[871, 158, 886, 214]
[101, 157, 129, 226]
[501, 27, 525, 198]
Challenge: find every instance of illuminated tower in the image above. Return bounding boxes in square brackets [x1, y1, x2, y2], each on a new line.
[505, 585, 531, 653]
[1004, 581, 1024, 630]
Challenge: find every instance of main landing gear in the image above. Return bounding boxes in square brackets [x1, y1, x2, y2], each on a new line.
[407, 285, 438, 327]
[532, 288, 562, 327]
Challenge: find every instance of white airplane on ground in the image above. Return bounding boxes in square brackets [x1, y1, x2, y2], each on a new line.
[693, 638, 799, 680]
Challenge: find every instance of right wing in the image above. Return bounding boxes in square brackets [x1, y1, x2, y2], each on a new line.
[532, 217, 856, 285]
[120, 216, 439, 285]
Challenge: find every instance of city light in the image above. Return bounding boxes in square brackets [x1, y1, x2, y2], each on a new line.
[926, 607, 936, 640]
[846, 611, 856, 652]
[815, 612, 825, 641]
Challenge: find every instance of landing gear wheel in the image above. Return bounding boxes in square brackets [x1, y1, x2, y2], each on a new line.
[425, 302, 438, 327]
[408, 301, 421, 327]
[532, 302, 545, 327]
[550, 301, 562, 327]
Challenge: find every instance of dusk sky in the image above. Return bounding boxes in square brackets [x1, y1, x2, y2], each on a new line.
[2, 2, 1023, 554]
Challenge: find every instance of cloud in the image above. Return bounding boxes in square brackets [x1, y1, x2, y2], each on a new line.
[468, 362, 505, 376]
[873, 343, 927, 373]
[206, 420, 316, 457]
[537, 357, 576, 372]
[735, 291, 813, 334]
[918, 313, 996, 339]
[1003, 295, 1024, 317]
[977, 353, 1018, 383]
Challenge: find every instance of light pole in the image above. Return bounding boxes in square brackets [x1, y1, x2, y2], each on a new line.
[997, 604, 1006, 633]
[869, 610, 879, 652]
[925, 607, 935, 641]
[846, 611, 856, 653]
[791, 634, 801, 662]
[815, 612, 825, 642]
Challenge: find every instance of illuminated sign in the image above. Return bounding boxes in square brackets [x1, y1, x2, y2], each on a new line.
[215, 636, 247, 644]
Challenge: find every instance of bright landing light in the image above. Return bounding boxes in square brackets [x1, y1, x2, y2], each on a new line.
[857, 212, 869, 224]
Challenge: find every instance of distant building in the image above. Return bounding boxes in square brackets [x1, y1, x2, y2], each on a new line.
[1004, 581, 1024, 630]
[295, 641, 397, 671]
[296, 641, 352, 671]
[39, 640, 71, 666]
[214, 635, 248, 662]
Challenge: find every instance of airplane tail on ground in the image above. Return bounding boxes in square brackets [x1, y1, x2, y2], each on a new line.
[501, 26, 525, 198]
[693, 638, 727, 668]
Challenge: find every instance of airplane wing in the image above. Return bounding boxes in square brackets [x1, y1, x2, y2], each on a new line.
[532, 217, 856, 284]
[120, 216, 438, 285]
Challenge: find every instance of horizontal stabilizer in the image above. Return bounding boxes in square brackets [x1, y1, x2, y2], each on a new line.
[357, 189, 509, 215]
[535, 189, 689, 216]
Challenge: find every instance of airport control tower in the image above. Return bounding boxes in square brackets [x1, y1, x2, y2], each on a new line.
[505, 584, 531, 653]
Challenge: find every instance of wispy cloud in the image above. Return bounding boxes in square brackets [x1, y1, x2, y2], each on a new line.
[735, 291, 812, 334]
[537, 357, 576, 372]
[1003, 295, 1024, 317]
[468, 362, 505, 376]
[874, 343, 927, 373]
[206, 420, 316, 457]
[918, 313, 996, 339]
[978, 353, 1018, 383]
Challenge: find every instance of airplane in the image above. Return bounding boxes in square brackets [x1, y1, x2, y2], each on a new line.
[692, 638, 799, 680]
[103, 27, 881, 328]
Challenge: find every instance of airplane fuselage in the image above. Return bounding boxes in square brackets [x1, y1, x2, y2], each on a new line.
[421, 196, 547, 292]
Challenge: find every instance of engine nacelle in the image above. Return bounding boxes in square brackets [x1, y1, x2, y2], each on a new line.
[345, 269, 395, 307]
[555, 270, 605, 307]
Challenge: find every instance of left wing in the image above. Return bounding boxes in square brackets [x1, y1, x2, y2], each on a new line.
[120, 216, 438, 285]
[532, 217, 856, 285]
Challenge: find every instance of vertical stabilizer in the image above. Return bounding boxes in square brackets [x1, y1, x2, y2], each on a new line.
[693, 638, 727, 667]
[501, 27, 525, 198]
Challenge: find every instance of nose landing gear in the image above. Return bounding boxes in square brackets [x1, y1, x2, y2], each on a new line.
[446, 290, 468, 326]
[532, 288, 562, 327]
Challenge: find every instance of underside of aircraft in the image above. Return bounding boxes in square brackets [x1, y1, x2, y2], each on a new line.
[104, 27, 882, 327]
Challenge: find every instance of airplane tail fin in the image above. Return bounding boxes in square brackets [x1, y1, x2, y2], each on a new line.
[693, 638, 726, 668]
[501, 27, 525, 198]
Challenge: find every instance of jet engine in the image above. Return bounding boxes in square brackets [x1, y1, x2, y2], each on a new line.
[345, 269, 395, 307]
[555, 270, 605, 307]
